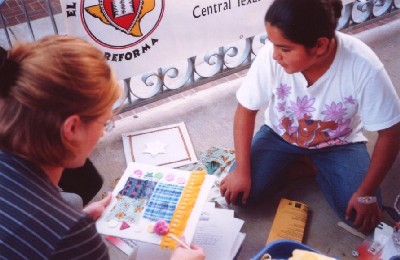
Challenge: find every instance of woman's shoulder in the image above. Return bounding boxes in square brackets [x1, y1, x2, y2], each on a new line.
[0, 151, 88, 229]
[0, 152, 95, 259]
[0, 152, 49, 186]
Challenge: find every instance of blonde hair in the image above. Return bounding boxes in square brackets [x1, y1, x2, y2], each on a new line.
[0, 35, 120, 165]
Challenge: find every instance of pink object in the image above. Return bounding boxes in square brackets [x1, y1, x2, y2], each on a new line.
[134, 170, 142, 176]
[153, 220, 169, 235]
[165, 173, 174, 182]
[177, 176, 186, 184]
[120, 221, 130, 230]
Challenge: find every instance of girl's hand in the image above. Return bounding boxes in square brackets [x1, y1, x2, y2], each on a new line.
[220, 169, 251, 205]
[345, 192, 382, 233]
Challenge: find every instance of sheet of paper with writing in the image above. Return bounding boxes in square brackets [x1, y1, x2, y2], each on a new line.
[192, 202, 245, 259]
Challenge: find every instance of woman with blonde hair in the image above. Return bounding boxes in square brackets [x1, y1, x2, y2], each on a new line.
[0, 35, 119, 259]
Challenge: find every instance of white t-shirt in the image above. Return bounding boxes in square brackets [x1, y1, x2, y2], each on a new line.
[237, 31, 400, 149]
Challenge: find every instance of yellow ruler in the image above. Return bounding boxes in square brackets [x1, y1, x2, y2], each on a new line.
[160, 170, 206, 249]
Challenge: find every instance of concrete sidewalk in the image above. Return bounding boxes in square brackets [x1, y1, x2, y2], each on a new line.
[91, 19, 400, 259]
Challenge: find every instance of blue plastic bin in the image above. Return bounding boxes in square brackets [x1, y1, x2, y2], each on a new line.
[251, 239, 319, 260]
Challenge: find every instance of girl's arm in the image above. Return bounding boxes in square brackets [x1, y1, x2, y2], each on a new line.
[220, 104, 258, 205]
[346, 122, 400, 232]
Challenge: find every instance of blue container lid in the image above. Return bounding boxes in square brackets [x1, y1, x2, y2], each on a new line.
[251, 239, 319, 260]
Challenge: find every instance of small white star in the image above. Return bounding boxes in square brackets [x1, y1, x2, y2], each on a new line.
[142, 141, 168, 157]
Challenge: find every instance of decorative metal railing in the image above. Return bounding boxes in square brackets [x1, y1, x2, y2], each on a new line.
[0, 0, 399, 113]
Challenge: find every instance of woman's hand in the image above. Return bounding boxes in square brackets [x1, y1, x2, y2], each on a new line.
[83, 192, 112, 221]
[171, 243, 205, 260]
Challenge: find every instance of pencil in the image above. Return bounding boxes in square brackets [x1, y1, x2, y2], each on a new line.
[168, 233, 191, 249]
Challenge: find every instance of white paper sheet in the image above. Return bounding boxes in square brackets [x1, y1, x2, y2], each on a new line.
[231, 232, 246, 259]
[192, 205, 245, 260]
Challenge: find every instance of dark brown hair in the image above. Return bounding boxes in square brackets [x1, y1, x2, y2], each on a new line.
[265, 0, 343, 48]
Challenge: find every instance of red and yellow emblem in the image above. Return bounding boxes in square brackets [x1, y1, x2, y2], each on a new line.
[85, 0, 155, 37]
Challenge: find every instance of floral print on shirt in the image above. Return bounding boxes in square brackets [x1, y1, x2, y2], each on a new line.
[274, 83, 356, 148]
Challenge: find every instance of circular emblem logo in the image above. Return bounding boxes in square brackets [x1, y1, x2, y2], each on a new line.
[81, 0, 164, 49]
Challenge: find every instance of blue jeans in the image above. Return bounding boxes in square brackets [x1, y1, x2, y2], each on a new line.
[231, 125, 377, 222]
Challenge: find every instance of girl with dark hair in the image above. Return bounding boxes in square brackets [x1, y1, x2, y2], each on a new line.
[220, 0, 400, 233]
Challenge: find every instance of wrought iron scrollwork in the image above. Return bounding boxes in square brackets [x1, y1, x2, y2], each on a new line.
[1, 1, 396, 113]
